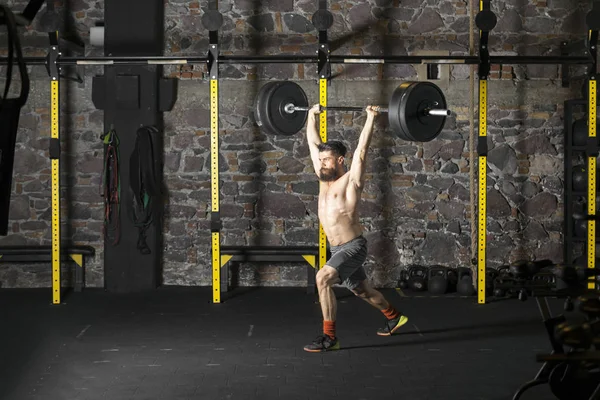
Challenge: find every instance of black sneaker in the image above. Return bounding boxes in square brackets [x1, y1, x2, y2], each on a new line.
[377, 315, 409, 336]
[303, 335, 340, 352]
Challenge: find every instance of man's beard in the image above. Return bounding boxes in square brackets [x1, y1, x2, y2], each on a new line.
[319, 168, 337, 182]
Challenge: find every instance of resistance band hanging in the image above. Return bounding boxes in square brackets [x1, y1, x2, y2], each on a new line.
[128, 126, 161, 255]
[101, 128, 120, 246]
[0, 5, 30, 236]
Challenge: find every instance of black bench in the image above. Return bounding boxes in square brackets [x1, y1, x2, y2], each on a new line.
[0, 245, 96, 291]
[220, 246, 326, 294]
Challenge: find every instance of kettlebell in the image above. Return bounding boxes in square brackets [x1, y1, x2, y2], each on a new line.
[485, 268, 499, 295]
[457, 267, 476, 296]
[446, 268, 458, 292]
[408, 266, 428, 291]
[509, 260, 529, 279]
[428, 266, 448, 295]
[397, 269, 409, 289]
[497, 265, 510, 277]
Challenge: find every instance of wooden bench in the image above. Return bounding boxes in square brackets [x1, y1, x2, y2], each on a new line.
[0, 245, 95, 291]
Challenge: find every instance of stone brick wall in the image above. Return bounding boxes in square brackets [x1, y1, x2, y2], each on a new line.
[0, 0, 592, 289]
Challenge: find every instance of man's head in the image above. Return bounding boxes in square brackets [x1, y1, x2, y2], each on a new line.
[317, 141, 347, 182]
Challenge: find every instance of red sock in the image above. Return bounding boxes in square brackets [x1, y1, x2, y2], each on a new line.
[381, 306, 400, 320]
[323, 320, 336, 339]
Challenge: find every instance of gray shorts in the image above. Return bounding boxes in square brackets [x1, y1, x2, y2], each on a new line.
[326, 235, 368, 290]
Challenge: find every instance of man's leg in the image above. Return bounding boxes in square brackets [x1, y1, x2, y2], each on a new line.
[304, 265, 341, 352]
[317, 265, 339, 322]
[351, 280, 389, 310]
[351, 279, 409, 336]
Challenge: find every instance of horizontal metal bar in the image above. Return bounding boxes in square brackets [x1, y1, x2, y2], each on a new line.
[0, 54, 592, 66]
[332, 55, 592, 64]
[325, 106, 366, 112]
[489, 55, 592, 64]
[429, 109, 451, 116]
[220, 245, 320, 255]
[220, 55, 317, 63]
[0, 56, 46, 65]
[329, 55, 480, 64]
[226, 255, 314, 262]
[287, 104, 451, 116]
[69, 56, 206, 65]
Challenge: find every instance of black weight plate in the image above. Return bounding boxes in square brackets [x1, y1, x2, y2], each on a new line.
[390, 81, 447, 142]
[312, 9, 334, 31]
[254, 82, 280, 136]
[265, 81, 308, 136]
[475, 10, 497, 31]
[388, 84, 413, 141]
[201, 10, 224, 31]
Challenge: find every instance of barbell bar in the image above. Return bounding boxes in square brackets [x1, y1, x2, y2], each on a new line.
[283, 104, 452, 117]
[254, 80, 451, 142]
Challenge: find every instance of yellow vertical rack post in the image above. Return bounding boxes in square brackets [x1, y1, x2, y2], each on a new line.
[211, 78, 220, 303]
[48, 33, 62, 304]
[206, 33, 221, 303]
[476, 0, 491, 304]
[477, 80, 487, 304]
[319, 78, 327, 270]
[316, 22, 330, 273]
[587, 77, 597, 289]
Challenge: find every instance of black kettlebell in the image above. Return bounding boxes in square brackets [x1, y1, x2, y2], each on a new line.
[509, 259, 529, 279]
[397, 269, 409, 289]
[428, 266, 448, 295]
[457, 267, 476, 296]
[497, 265, 510, 277]
[446, 268, 458, 292]
[485, 267, 499, 295]
[408, 266, 428, 291]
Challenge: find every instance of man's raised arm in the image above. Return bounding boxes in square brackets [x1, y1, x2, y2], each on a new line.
[349, 106, 378, 188]
[306, 104, 323, 174]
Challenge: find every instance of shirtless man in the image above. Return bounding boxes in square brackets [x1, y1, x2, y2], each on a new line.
[303, 104, 408, 353]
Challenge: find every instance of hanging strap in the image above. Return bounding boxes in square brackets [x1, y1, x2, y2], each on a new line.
[0, 4, 29, 108]
[128, 126, 161, 255]
[0, 5, 30, 236]
[101, 129, 120, 245]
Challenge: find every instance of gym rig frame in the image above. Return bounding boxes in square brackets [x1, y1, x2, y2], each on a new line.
[0, 0, 599, 304]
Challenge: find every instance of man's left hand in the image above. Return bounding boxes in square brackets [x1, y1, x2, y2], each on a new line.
[365, 106, 379, 117]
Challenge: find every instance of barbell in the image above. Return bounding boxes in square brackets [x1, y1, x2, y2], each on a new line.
[253, 80, 451, 142]
[284, 104, 450, 116]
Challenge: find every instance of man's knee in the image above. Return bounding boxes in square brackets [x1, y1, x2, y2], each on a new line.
[316, 266, 339, 288]
[352, 280, 380, 299]
[350, 281, 368, 298]
[352, 287, 368, 298]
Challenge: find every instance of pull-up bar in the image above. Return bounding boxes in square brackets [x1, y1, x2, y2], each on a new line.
[0, 54, 594, 66]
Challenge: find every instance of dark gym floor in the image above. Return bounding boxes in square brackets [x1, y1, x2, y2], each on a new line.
[0, 286, 563, 400]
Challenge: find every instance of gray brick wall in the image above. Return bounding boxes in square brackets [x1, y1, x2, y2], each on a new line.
[0, 0, 592, 289]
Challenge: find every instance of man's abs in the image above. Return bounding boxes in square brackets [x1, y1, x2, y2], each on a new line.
[318, 177, 362, 246]
[318, 204, 362, 246]
[322, 220, 362, 246]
